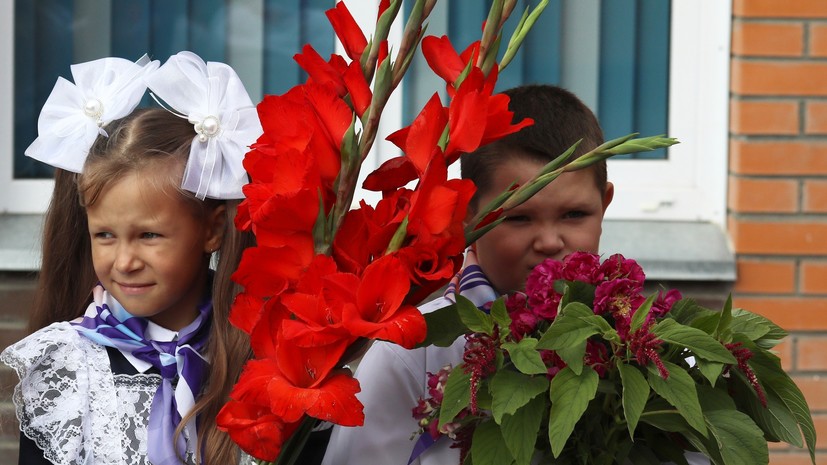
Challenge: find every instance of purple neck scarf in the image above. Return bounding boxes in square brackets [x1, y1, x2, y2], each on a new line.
[73, 284, 212, 465]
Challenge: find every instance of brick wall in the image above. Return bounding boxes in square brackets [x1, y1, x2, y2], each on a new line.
[730, 1, 827, 463]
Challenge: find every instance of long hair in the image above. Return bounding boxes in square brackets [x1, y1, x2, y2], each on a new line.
[31, 107, 254, 464]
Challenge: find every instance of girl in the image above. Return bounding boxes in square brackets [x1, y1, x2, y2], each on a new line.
[2, 52, 259, 465]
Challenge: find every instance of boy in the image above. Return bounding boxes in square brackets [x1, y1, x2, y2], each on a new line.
[321, 84, 613, 465]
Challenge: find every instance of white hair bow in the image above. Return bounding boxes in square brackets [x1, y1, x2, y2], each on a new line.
[145, 51, 261, 200]
[25, 55, 160, 173]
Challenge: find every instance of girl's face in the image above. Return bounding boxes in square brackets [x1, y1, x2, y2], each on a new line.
[472, 157, 613, 294]
[85, 171, 225, 330]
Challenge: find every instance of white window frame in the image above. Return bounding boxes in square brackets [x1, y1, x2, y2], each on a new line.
[2, 0, 730, 229]
[605, 0, 730, 228]
[1, 1, 54, 214]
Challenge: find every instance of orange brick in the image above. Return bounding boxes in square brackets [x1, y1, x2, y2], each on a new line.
[731, 100, 800, 135]
[812, 23, 827, 58]
[777, 337, 794, 371]
[733, 297, 827, 331]
[730, 220, 827, 255]
[801, 260, 827, 293]
[734, 0, 827, 18]
[804, 180, 827, 212]
[729, 177, 799, 213]
[734, 258, 796, 293]
[732, 59, 827, 96]
[769, 451, 827, 465]
[730, 140, 827, 175]
[805, 101, 827, 134]
[791, 375, 827, 410]
[797, 336, 827, 370]
[732, 21, 804, 57]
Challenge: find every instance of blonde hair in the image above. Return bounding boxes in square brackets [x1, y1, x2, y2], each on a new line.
[31, 108, 254, 464]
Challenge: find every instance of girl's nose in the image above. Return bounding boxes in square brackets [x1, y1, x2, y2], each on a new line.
[114, 243, 143, 273]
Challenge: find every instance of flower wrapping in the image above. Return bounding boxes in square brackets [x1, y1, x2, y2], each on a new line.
[412, 252, 817, 465]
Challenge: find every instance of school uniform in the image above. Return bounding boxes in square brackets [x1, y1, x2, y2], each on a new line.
[0, 285, 228, 465]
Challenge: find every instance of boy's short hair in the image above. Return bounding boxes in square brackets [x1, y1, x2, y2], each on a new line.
[461, 84, 606, 208]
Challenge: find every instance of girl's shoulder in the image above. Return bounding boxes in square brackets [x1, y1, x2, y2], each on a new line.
[0, 321, 103, 377]
[1, 322, 128, 465]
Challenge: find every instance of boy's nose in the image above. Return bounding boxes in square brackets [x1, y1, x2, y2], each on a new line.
[533, 227, 565, 257]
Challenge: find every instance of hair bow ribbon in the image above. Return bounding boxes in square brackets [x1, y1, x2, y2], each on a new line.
[25, 55, 160, 173]
[145, 51, 261, 200]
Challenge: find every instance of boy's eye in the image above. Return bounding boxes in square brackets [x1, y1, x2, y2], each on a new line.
[563, 210, 587, 220]
[504, 214, 530, 223]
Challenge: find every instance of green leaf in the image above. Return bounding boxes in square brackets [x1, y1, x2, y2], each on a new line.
[502, 338, 547, 375]
[731, 308, 787, 346]
[669, 298, 714, 326]
[490, 370, 549, 423]
[732, 378, 802, 447]
[713, 294, 734, 340]
[548, 367, 599, 458]
[457, 295, 495, 335]
[555, 339, 586, 375]
[647, 361, 707, 437]
[470, 420, 515, 465]
[559, 280, 595, 308]
[536, 304, 600, 351]
[490, 299, 512, 337]
[630, 294, 657, 333]
[617, 362, 649, 437]
[501, 395, 546, 465]
[704, 409, 769, 465]
[748, 346, 816, 461]
[417, 303, 469, 348]
[439, 367, 472, 428]
[695, 358, 725, 386]
[652, 319, 736, 364]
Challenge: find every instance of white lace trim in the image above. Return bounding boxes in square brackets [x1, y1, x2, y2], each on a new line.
[0, 322, 197, 465]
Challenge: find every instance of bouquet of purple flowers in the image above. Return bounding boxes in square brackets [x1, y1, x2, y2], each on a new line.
[413, 252, 816, 465]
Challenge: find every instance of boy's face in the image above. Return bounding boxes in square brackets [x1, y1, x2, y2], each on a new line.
[472, 157, 613, 294]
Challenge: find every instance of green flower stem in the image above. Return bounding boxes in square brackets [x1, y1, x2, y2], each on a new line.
[464, 134, 678, 246]
[254, 415, 318, 465]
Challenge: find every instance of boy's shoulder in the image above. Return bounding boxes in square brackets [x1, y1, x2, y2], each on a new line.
[418, 295, 453, 315]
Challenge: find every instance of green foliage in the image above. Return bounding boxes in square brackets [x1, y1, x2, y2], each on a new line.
[428, 285, 817, 465]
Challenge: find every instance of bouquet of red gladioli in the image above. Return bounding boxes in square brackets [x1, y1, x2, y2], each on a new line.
[412, 252, 817, 465]
[215, 1, 678, 463]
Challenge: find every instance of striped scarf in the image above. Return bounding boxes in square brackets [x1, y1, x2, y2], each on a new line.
[72, 284, 211, 465]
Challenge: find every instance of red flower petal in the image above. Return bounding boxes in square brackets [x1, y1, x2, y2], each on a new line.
[326, 2, 368, 61]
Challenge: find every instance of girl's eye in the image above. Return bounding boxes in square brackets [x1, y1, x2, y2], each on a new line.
[93, 231, 113, 239]
[141, 232, 161, 239]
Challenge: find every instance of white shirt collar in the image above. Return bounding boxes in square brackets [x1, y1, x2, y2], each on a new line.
[121, 320, 179, 373]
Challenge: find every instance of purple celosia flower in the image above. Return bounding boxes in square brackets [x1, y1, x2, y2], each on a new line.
[525, 259, 564, 320]
[594, 278, 645, 340]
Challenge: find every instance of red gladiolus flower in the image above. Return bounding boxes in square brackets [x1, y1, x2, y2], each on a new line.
[326, 2, 368, 61]
[216, 399, 300, 461]
[421, 35, 480, 86]
[264, 340, 364, 425]
[231, 242, 314, 300]
[338, 255, 427, 348]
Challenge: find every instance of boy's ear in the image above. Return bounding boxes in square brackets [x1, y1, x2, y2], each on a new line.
[601, 182, 614, 213]
[204, 204, 228, 253]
